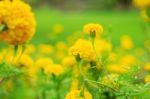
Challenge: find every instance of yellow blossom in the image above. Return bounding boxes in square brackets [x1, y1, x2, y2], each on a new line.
[133, 0, 150, 9]
[69, 39, 96, 61]
[144, 63, 150, 71]
[17, 54, 33, 68]
[120, 35, 133, 50]
[65, 90, 92, 99]
[94, 39, 112, 54]
[107, 64, 128, 74]
[62, 56, 76, 67]
[2, 47, 14, 64]
[35, 58, 53, 69]
[83, 23, 103, 38]
[144, 75, 150, 83]
[27, 66, 37, 82]
[71, 79, 79, 90]
[44, 64, 64, 76]
[120, 55, 137, 66]
[0, 0, 36, 45]
[38, 44, 53, 55]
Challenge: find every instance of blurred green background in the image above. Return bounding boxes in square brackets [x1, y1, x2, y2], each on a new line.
[24, 0, 144, 48]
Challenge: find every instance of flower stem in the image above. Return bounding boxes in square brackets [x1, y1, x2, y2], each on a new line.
[0, 24, 6, 32]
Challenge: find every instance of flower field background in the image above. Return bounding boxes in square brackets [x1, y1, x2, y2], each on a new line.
[0, 0, 150, 99]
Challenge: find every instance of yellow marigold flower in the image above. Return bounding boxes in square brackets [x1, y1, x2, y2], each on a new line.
[94, 39, 112, 54]
[120, 55, 137, 66]
[144, 63, 150, 71]
[0, 0, 36, 45]
[70, 79, 79, 90]
[27, 66, 37, 83]
[65, 90, 92, 99]
[83, 23, 103, 38]
[133, 0, 150, 9]
[2, 47, 14, 64]
[69, 39, 96, 61]
[144, 75, 150, 83]
[17, 54, 33, 68]
[44, 64, 64, 76]
[38, 44, 53, 55]
[62, 56, 76, 67]
[35, 58, 53, 69]
[120, 35, 133, 50]
[107, 64, 128, 74]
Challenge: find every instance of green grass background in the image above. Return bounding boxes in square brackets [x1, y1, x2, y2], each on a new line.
[32, 7, 144, 48]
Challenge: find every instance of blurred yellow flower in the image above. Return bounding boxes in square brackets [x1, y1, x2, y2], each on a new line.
[35, 58, 53, 69]
[44, 64, 64, 76]
[69, 39, 96, 61]
[0, 0, 36, 45]
[71, 79, 79, 90]
[94, 39, 112, 54]
[65, 90, 92, 99]
[2, 47, 14, 64]
[133, 0, 150, 9]
[17, 54, 34, 68]
[107, 64, 128, 74]
[144, 63, 150, 71]
[120, 55, 137, 66]
[38, 44, 53, 55]
[83, 23, 103, 38]
[27, 66, 37, 82]
[120, 35, 133, 50]
[62, 56, 76, 67]
[144, 75, 150, 83]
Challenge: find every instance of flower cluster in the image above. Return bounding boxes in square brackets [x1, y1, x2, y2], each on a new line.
[0, 0, 36, 45]
[69, 39, 96, 61]
[133, 0, 150, 22]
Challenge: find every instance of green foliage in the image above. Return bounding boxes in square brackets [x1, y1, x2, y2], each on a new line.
[0, 62, 21, 78]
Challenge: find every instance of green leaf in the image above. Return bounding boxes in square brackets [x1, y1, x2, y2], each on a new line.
[14, 45, 19, 56]
[146, 7, 150, 18]
[0, 62, 21, 78]
[0, 24, 6, 32]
